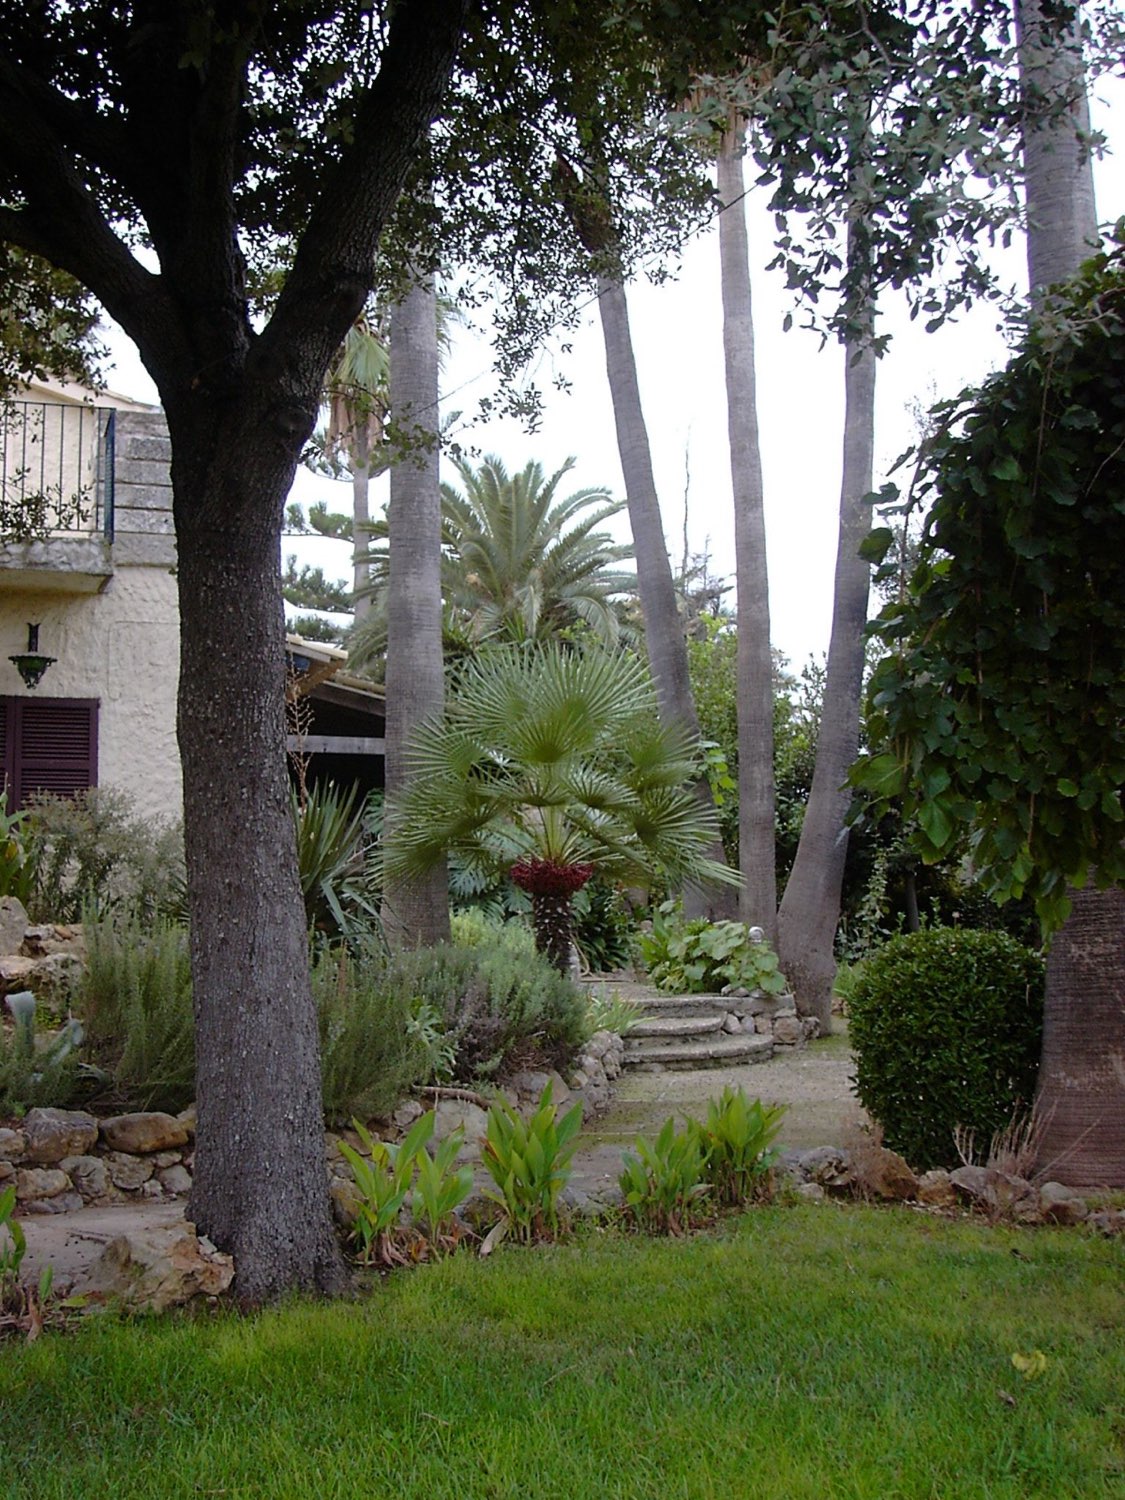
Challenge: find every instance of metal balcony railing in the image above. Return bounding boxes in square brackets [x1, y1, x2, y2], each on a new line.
[0, 401, 115, 543]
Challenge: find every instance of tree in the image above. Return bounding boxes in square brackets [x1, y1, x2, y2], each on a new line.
[0, 1, 773, 1296]
[383, 646, 739, 971]
[352, 454, 635, 666]
[0, 247, 104, 397]
[853, 241, 1125, 1183]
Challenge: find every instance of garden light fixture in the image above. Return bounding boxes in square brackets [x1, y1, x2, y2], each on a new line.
[9, 622, 56, 689]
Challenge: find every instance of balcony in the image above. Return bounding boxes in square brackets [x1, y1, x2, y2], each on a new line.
[0, 400, 116, 593]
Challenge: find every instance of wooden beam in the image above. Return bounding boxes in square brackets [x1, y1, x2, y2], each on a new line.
[286, 734, 385, 756]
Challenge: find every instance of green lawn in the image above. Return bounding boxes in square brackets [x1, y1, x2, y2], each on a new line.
[3, 1205, 1123, 1499]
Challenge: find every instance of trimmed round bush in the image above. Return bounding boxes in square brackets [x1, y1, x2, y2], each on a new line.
[847, 927, 1044, 1169]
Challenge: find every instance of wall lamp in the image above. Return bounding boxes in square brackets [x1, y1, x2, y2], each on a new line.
[9, 622, 56, 690]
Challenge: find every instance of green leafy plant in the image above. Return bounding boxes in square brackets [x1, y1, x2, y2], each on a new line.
[481, 1081, 583, 1244]
[571, 876, 634, 973]
[690, 1088, 786, 1208]
[0, 791, 36, 906]
[292, 782, 380, 940]
[583, 988, 643, 1039]
[337, 1114, 434, 1267]
[0, 1184, 27, 1289]
[636, 903, 788, 996]
[411, 1132, 474, 1254]
[619, 1117, 710, 1235]
[847, 928, 1045, 1169]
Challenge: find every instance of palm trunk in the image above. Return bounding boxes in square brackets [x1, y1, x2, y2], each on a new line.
[718, 126, 776, 939]
[1036, 883, 1125, 1186]
[352, 424, 372, 625]
[595, 273, 735, 920]
[383, 276, 449, 948]
[174, 427, 345, 1301]
[1015, 0, 1099, 294]
[1016, 0, 1119, 1183]
[777, 223, 876, 1032]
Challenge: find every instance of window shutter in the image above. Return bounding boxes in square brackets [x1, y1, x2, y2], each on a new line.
[0, 698, 98, 809]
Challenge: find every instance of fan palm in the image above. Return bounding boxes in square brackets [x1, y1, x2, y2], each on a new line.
[383, 646, 740, 970]
[348, 455, 636, 669]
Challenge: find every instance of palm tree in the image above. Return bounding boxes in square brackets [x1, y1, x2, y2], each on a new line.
[383, 646, 740, 971]
[348, 454, 636, 667]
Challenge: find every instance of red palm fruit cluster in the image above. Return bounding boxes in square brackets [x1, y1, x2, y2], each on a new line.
[509, 857, 595, 896]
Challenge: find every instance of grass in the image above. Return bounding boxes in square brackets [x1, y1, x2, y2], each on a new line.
[3, 1205, 1123, 1498]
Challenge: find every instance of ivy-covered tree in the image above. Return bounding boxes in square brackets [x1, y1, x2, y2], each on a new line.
[853, 239, 1125, 1184]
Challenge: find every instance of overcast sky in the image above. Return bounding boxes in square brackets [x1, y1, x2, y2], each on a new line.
[106, 77, 1123, 671]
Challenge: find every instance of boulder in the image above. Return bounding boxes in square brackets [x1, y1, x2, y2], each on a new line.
[916, 1169, 958, 1208]
[772, 1015, 804, 1046]
[0, 955, 38, 991]
[949, 1165, 1041, 1222]
[21, 1107, 98, 1164]
[0, 895, 29, 954]
[15, 1166, 72, 1202]
[103, 1152, 154, 1191]
[60, 1154, 114, 1203]
[853, 1146, 919, 1201]
[99, 1112, 190, 1155]
[80, 1226, 234, 1312]
[158, 1165, 193, 1196]
[0, 1128, 26, 1161]
[1038, 1181, 1089, 1225]
[432, 1100, 487, 1160]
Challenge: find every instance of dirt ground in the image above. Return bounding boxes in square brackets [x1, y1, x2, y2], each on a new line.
[16, 1027, 862, 1288]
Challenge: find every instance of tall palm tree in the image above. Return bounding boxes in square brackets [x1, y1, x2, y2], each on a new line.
[348, 454, 636, 667]
[383, 646, 740, 971]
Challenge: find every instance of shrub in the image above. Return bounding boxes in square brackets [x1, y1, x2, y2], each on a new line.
[450, 909, 536, 962]
[79, 915, 195, 1113]
[571, 877, 634, 973]
[25, 788, 185, 923]
[385, 941, 587, 1082]
[636, 902, 788, 996]
[619, 1116, 710, 1235]
[481, 1082, 583, 1243]
[847, 927, 1045, 1169]
[689, 1087, 785, 1207]
[292, 783, 380, 941]
[0, 1013, 82, 1116]
[314, 943, 432, 1123]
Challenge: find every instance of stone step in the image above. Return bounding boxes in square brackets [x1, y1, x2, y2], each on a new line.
[622, 1034, 775, 1070]
[627, 1013, 726, 1040]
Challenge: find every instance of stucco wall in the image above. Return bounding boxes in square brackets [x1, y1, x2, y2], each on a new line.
[0, 565, 182, 825]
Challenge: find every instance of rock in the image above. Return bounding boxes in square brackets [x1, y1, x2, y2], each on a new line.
[176, 1104, 197, 1137]
[80, 1227, 234, 1312]
[509, 1069, 552, 1101]
[139, 1179, 165, 1199]
[917, 1169, 958, 1208]
[61, 1154, 113, 1202]
[99, 1112, 190, 1155]
[150, 1150, 184, 1170]
[949, 1165, 1041, 1222]
[21, 1107, 98, 1164]
[0, 1161, 13, 1185]
[853, 1146, 918, 1201]
[799, 1146, 855, 1193]
[547, 1070, 572, 1104]
[15, 1166, 72, 1202]
[330, 1175, 363, 1231]
[794, 1182, 825, 1202]
[753, 1016, 773, 1034]
[20, 923, 86, 959]
[432, 1100, 487, 1161]
[158, 1165, 193, 1196]
[0, 1128, 26, 1161]
[23, 953, 85, 1006]
[801, 1017, 821, 1042]
[1038, 1182, 1089, 1225]
[393, 1100, 424, 1130]
[722, 1013, 741, 1035]
[772, 1015, 804, 1046]
[0, 955, 37, 991]
[103, 1152, 154, 1191]
[0, 895, 29, 954]
[569, 1069, 589, 1089]
[1088, 1209, 1125, 1238]
[24, 1191, 83, 1215]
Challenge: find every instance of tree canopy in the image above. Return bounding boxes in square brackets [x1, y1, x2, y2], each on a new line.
[852, 237, 1125, 929]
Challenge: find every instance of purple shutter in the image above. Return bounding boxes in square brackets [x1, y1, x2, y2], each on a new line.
[0, 698, 98, 809]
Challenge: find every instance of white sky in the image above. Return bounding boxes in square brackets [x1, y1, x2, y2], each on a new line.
[106, 78, 1123, 671]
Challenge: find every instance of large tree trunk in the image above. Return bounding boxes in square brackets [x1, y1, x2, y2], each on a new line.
[1017, 0, 1120, 1182]
[1015, 0, 1100, 294]
[777, 226, 876, 1032]
[718, 126, 776, 939]
[382, 276, 449, 948]
[595, 273, 736, 919]
[175, 429, 345, 1301]
[352, 423, 372, 625]
[1036, 884, 1125, 1186]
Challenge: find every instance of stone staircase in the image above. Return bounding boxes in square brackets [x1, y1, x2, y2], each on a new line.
[587, 977, 813, 1071]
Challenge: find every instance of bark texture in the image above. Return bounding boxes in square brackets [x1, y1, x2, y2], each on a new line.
[383, 276, 449, 948]
[596, 273, 736, 919]
[1015, 0, 1100, 294]
[352, 427, 373, 625]
[531, 891, 575, 976]
[1036, 883, 1125, 1186]
[777, 226, 876, 1031]
[718, 127, 776, 939]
